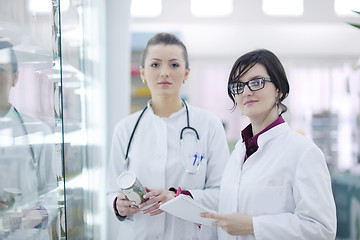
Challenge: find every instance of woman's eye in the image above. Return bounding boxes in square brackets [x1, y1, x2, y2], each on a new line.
[170, 63, 179, 68]
[150, 63, 159, 67]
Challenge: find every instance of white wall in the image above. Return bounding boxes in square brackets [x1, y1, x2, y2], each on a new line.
[130, 0, 360, 58]
[127, 1, 360, 172]
[106, 0, 132, 239]
[129, 0, 360, 142]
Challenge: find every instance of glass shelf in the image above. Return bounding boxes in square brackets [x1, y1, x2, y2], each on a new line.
[0, 0, 106, 239]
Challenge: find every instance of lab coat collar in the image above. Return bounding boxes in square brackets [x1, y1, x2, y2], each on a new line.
[233, 122, 289, 153]
[257, 122, 289, 147]
[234, 137, 245, 152]
[2, 104, 14, 118]
[146, 100, 187, 119]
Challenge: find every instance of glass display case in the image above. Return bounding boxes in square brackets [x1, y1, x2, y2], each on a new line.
[0, 0, 107, 239]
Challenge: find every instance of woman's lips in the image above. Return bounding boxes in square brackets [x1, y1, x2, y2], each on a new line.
[244, 100, 257, 106]
[159, 81, 171, 86]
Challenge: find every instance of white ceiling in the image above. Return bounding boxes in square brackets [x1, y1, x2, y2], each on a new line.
[130, 0, 360, 60]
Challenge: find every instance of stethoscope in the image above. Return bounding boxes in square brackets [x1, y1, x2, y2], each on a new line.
[124, 99, 203, 174]
[13, 107, 37, 168]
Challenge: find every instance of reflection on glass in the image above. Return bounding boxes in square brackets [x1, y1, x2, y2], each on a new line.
[0, 0, 106, 238]
[0, 40, 58, 239]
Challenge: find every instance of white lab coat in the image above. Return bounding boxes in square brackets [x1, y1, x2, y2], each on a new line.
[107, 101, 229, 240]
[0, 106, 58, 239]
[218, 123, 337, 240]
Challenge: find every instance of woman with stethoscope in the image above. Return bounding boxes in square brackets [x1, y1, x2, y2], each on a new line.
[106, 33, 230, 240]
[0, 40, 57, 239]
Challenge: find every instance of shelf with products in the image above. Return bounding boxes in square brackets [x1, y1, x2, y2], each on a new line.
[131, 51, 151, 113]
[311, 112, 338, 170]
[133, 86, 151, 98]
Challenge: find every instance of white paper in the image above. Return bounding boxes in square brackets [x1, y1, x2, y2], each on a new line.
[159, 194, 216, 226]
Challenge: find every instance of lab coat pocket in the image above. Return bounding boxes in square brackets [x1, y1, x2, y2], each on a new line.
[249, 186, 286, 216]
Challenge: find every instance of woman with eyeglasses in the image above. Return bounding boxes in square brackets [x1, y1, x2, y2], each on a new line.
[106, 32, 229, 240]
[201, 49, 336, 239]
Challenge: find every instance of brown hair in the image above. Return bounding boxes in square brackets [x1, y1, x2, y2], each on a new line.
[141, 32, 189, 68]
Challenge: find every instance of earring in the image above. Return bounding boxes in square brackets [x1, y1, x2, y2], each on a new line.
[142, 79, 146, 84]
[183, 80, 186, 84]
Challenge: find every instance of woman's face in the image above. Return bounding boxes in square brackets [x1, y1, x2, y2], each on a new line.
[140, 44, 190, 99]
[0, 62, 17, 103]
[235, 63, 279, 121]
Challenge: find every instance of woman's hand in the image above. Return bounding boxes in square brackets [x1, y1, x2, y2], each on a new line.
[139, 187, 176, 216]
[115, 193, 140, 217]
[201, 212, 254, 236]
[21, 209, 43, 229]
[0, 196, 8, 210]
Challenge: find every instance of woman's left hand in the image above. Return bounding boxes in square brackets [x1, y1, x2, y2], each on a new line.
[201, 212, 254, 236]
[139, 187, 176, 216]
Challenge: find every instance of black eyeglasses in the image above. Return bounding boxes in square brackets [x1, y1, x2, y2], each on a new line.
[228, 77, 272, 95]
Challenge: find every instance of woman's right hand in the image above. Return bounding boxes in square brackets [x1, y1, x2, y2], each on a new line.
[115, 193, 140, 217]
